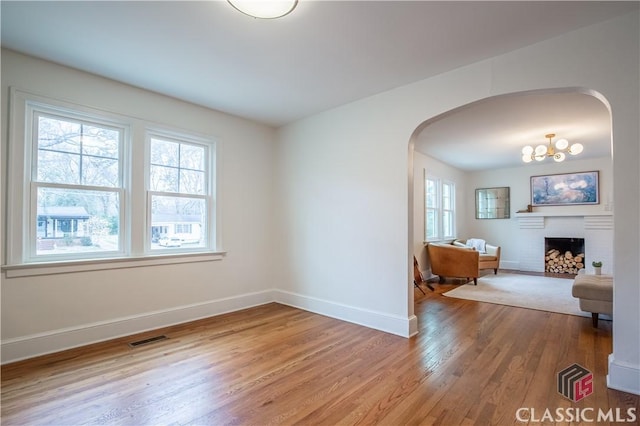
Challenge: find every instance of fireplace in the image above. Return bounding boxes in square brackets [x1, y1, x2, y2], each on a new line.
[515, 213, 611, 274]
[544, 237, 585, 274]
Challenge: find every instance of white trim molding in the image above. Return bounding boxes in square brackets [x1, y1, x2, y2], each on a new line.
[1, 290, 275, 364]
[608, 353, 640, 395]
[274, 289, 418, 338]
[1, 288, 419, 364]
[2, 251, 226, 278]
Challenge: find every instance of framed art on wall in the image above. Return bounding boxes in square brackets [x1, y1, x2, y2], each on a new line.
[475, 187, 510, 219]
[531, 171, 599, 206]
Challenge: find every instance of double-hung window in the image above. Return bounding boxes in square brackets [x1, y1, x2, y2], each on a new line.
[425, 175, 456, 241]
[13, 101, 128, 263]
[148, 133, 213, 251]
[5, 89, 219, 271]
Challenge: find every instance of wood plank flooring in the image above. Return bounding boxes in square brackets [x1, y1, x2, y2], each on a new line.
[2, 278, 638, 425]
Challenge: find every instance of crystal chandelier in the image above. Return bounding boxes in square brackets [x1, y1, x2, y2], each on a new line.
[521, 133, 584, 163]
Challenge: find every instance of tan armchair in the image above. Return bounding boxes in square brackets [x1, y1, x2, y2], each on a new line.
[427, 243, 480, 285]
[427, 240, 502, 285]
[453, 239, 501, 274]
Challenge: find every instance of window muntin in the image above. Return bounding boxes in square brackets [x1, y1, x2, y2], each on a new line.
[425, 175, 456, 241]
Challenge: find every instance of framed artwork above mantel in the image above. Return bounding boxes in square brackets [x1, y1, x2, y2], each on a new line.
[530, 171, 599, 206]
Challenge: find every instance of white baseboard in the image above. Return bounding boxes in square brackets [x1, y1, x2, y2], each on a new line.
[2, 289, 419, 364]
[607, 353, 640, 395]
[499, 260, 520, 271]
[1, 290, 276, 364]
[274, 290, 418, 338]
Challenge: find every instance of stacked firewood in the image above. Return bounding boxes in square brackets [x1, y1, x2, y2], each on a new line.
[545, 249, 585, 274]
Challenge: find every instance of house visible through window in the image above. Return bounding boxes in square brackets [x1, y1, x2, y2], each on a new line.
[425, 175, 456, 241]
[6, 89, 218, 266]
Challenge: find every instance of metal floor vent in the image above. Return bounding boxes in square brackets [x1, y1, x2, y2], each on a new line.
[128, 335, 168, 348]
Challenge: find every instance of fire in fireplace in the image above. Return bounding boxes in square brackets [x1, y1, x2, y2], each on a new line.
[544, 237, 585, 274]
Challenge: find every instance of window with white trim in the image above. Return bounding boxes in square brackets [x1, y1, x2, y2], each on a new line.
[425, 175, 456, 241]
[148, 133, 214, 251]
[19, 103, 127, 263]
[5, 89, 218, 267]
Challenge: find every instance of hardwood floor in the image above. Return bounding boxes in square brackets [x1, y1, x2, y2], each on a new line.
[2, 280, 638, 425]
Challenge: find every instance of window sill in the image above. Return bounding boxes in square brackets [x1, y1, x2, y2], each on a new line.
[424, 238, 457, 245]
[1, 251, 227, 278]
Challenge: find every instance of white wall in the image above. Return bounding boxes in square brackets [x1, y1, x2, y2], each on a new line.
[274, 12, 639, 394]
[274, 54, 498, 336]
[1, 50, 277, 362]
[273, 110, 420, 335]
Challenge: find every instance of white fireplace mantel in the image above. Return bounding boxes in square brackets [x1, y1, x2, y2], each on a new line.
[514, 211, 612, 218]
[514, 211, 613, 274]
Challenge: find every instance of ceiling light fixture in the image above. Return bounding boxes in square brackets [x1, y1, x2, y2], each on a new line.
[228, 0, 298, 19]
[521, 133, 584, 163]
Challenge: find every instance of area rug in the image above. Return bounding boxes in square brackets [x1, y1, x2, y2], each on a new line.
[443, 273, 609, 319]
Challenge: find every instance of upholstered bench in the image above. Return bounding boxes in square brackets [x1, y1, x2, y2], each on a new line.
[571, 274, 613, 328]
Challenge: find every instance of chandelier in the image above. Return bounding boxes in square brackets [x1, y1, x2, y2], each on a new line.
[521, 133, 584, 163]
[228, 0, 298, 19]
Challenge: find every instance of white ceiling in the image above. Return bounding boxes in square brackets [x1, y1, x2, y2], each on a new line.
[415, 91, 612, 171]
[1, 1, 635, 170]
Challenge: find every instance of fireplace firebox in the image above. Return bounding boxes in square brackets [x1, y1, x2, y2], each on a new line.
[544, 237, 585, 274]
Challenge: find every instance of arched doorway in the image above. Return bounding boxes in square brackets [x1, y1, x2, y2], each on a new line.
[408, 88, 613, 312]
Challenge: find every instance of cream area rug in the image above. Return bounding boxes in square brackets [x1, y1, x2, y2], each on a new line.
[443, 273, 608, 319]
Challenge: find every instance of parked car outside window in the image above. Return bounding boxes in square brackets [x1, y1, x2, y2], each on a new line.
[158, 237, 181, 247]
